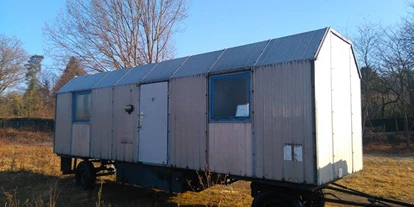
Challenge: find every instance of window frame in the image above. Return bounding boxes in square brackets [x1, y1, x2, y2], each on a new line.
[72, 91, 91, 123]
[209, 72, 252, 122]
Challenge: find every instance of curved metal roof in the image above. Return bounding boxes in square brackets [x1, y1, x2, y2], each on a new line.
[58, 27, 330, 93]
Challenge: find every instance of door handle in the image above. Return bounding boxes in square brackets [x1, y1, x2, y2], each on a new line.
[138, 112, 144, 129]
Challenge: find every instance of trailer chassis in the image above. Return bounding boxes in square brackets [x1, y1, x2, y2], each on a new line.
[250, 181, 414, 207]
[60, 156, 414, 206]
[324, 183, 414, 207]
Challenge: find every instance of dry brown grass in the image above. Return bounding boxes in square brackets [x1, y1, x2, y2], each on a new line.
[333, 156, 414, 204]
[0, 129, 413, 206]
[364, 141, 414, 155]
[0, 143, 59, 174]
[171, 182, 252, 206]
[0, 128, 53, 145]
[363, 131, 414, 155]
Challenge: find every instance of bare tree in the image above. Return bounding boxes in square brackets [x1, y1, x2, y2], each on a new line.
[401, 3, 414, 61]
[0, 35, 28, 94]
[354, 21, 384, 137]
[44, 0, 188, 72]
[377, 26, 414, 150]
[354, 20, 381, 68]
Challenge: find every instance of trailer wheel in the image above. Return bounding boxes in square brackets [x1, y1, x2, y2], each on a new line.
[302, 190, 325, 207]
[75, 161, 96, 190]
[252, 191, 302, 207]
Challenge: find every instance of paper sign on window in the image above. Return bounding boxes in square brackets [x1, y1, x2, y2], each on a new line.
[235, 103, 249, 117]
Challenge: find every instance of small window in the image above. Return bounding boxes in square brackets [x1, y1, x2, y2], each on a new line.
[73, 91, 91, 122]
[210, 72, 251, 121]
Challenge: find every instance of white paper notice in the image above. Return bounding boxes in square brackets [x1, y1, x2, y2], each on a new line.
[293, 145, 303, 162]
[235, 103, 249, 117]
[284, 145, 292, 161]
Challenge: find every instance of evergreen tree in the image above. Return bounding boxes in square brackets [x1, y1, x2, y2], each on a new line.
[24, 55, 44, 117]
[53, 57, 86, 95]
[25, 55, 44, 90]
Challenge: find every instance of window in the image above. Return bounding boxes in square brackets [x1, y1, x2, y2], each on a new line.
[73, 91, 91, 122]
[210, 72, 251, 120]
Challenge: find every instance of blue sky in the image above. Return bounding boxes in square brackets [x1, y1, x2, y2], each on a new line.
[0, 0, 410, 70]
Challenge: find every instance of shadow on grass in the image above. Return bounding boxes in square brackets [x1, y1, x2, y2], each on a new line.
[0, 170, 226, 207]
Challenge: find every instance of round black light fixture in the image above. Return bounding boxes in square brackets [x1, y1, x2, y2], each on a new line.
[124, 104, 134, 114]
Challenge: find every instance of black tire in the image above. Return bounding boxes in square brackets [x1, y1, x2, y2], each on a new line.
[302, 190, 325, 207]
[252, 191, 302, 207]
[75, 161, 96, 190]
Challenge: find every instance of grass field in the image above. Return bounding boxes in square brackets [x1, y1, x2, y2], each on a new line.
[0, 129, 413, 206]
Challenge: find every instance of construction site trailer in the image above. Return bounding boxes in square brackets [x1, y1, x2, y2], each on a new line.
[54, 27, 363, 206]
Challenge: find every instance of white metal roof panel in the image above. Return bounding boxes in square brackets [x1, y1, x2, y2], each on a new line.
[141, 56, 188, 83]
[116, 63, 157, 86]
[93, 68, 131, 88]
[75, 72, 109, 91]
[58, 75, 90, 93]
[57, 27, 334, 92]
[172, 50, 224, 78]
[256, 28, 327, 66]
[209, 40, 269, 74]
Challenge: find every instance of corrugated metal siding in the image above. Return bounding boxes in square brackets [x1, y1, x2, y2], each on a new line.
[116, 64, 156, 86]
[75, 72, 109, 91]
[256, 28, 326, 66]
[253, 62, 314, 184]
[350, 49, 363, 172]
[209, 123, 252, 176]
[54, 93, 72, 155]
[172, 50, 224, 78]
[169, 75, 207, 170]
[209, 40, 269, 74]
[113, 84, 139, 162]
[93, 68, 131, 88]
[71, 123, 90, 157]
[57, 28, 329, 92]
[314, 32, 334, 184]
[314, 31, 360, 185]
[58, 75, 89, 93]
[331, 33, 353, 179]
[90, 88, 113, 159]
[141, 57, 188, 83]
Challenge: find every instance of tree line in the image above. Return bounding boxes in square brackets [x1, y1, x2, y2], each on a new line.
[0, 0, 187, 118]
[355, 4, 414, 148]
[0, 51, 86, 118]
[1, 0, 413, 147]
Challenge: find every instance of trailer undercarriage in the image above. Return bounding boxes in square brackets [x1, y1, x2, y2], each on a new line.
[60, 156, 414, 207]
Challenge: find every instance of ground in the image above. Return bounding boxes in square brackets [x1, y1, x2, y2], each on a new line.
[0, 128, 413, 206]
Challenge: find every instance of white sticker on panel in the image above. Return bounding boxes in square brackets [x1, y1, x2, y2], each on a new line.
[284, 145, 292, 161]
[293, 145, 303, 162]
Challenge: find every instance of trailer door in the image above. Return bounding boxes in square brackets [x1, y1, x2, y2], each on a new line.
[138, 82, 168, 165]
